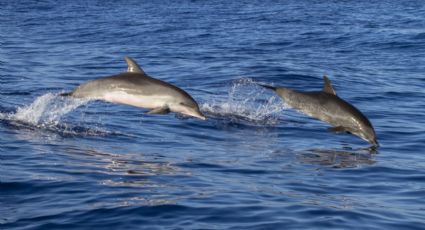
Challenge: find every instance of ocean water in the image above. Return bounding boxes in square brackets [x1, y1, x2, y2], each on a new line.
[1, 1, 425, 229]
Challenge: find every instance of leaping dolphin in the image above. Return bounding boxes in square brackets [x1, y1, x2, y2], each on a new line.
[61, 57, 206, 120]
[259, 76, 378, 146]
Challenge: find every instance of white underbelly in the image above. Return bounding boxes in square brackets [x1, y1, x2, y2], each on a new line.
[103, 91, 171, 109]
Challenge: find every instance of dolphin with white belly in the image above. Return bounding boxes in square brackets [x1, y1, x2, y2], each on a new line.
[61, 57, 206, 120]
[259, 76, 378, 146]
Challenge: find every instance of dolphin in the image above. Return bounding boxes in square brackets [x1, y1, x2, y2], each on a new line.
[61, 57, 206, 120]
[259, 76, 378, 146]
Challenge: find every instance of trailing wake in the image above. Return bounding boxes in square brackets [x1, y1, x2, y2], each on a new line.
[201, 78, 287, 126]
[0, 93, 113, 136]
[10, 93, 88, 126]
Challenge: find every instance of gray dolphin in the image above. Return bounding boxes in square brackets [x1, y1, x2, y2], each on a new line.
[61, 57, 206, 120]
[260, 76, 378, 146]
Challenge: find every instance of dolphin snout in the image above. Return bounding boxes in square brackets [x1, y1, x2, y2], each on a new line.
[183, 108, 206, 120]
[369, 138, 379, 147]
[195, 112, 207, 120]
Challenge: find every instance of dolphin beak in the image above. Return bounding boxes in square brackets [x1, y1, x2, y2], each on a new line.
[193, 110, 207, 120]
[192, 108, 207, 120]
[196, 114, 207, 120]
[370, 138, 379, 147]
[182, 110, 206, 120]
[178, 105, 206, 120]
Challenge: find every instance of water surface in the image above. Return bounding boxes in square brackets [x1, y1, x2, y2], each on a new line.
[1, 1, 425, 229]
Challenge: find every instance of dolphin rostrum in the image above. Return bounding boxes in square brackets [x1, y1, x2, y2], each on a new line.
[61, 57, 206, 120]
[259, 76, 378, 146]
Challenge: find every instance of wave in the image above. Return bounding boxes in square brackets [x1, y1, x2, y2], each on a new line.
[200, 78, 287, 126]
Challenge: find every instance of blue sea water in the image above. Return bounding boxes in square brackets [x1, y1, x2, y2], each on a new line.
[1, 0, 425, 229]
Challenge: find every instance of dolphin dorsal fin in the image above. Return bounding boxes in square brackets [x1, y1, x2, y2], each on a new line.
[124, 57, 146, 74]
[323, 75, 336, 95]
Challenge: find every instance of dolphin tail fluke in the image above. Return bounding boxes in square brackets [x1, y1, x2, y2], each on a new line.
[59, 92, 72, 97]
[257, 83, 277, 91]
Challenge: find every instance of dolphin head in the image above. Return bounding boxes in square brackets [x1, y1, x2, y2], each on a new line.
[170, 99, 206, 120]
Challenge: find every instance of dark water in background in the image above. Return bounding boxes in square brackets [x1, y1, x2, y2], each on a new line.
[1, 1, 425, 229]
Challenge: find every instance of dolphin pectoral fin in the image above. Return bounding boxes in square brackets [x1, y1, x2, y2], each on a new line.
[146, 106, 170, 115]
[328, 126, 349, 133]
[323, 76, 337, 95]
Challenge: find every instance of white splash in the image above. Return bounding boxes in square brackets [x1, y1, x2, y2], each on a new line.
[7, 93, 89, 126]
[0, 93, 127, 137]
[201, 78, 287, 125]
